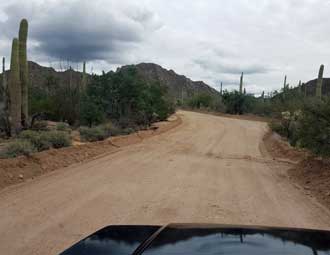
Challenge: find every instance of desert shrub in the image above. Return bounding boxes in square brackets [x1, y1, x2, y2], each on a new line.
[187, 93, 213, 109]
[31, 120, 49, 131]
[118, 117, 131, 129]
[79, 126, 110, 142]
[269, 120, 288, 138]
[1, 140, 36, 158]
[101, 123, 122, 136]
[43, 131, 72, 149]
[122, 127, 135, 135]
[19, 130, 51, 151]
[56, 122, 70, 132]
[297, 99, 330, 156]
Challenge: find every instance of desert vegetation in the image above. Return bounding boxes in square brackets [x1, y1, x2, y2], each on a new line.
[0, 19, 174, 158]
[181, 65, 330, 158]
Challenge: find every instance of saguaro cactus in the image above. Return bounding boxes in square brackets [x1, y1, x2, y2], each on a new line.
[283, 75, 287, 91]
[8, 38, 21, 135]
[19, 19, 29, 127]
[82, 61, 87, 90]
[316, 64, 324, 98]
[0, 58, 5, 104]
[239, 72, 243, 94]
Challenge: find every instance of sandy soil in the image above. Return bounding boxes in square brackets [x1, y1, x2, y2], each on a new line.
[1, 110, 330, 255]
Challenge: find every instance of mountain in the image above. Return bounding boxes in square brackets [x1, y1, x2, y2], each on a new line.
[1, 61, 219, 102]
[120, 63, 219, 101]
[302, 78, 330, 96]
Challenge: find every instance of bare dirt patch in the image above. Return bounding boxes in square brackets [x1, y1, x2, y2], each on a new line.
[0, 114, 182, 191]
[263, 129, 330, 210]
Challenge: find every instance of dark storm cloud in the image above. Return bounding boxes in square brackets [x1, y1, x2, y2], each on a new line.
[0, 0, 161, 63]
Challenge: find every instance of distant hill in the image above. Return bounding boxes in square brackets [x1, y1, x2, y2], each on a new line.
[119, 63, 219, 101]
[302, 78, 330, 96]
[1, 61, 219, 102]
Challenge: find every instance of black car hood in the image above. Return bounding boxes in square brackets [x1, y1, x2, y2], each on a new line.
[60, 224, 330, 255]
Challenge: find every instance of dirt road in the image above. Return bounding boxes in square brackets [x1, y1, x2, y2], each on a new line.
[1, 111, 330, 255]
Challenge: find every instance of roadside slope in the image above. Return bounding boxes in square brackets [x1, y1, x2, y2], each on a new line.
[1, 110, 330, 255]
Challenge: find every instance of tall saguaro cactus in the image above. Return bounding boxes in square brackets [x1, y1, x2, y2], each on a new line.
[283, 75, 287, 91]
[220, 82, 223, 96]
[316, 64, 324, 99]
[82, 61, 87, 90]
[0, 58, 5, 104]
[8, 38, 21, 135]
[19, 19, 29, 127]
[239, 72, 243, 94]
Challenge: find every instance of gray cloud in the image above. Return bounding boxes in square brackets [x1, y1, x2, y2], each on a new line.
[1, 0, 330, 95]
[194, 59, 269, 75]
[1, 0, 161, 63]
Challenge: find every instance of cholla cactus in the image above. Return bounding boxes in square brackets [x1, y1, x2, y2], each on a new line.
[8, 38, 21, 135]
[281, 111, 291, 120]
[316, 64, 324, 98]
[19, 19, 29, 127]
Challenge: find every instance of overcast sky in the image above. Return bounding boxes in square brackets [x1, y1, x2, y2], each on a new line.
[1, 0, 330, 94]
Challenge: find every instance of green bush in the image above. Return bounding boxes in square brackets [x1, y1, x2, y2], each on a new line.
[79, 126, 111, 142]
[1, 140, 36, 158]
[297, 99, 330, 156]
[101, 123, 122, 136]
[56, 122, 70, 132]
[31, 120, 49, 131]
[44, 131, 72, 149]
[19, 130, 51, 151]
[269, 120, 289, 138]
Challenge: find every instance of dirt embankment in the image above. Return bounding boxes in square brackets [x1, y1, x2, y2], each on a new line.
[0, 115, 182, 191]
[264, 130, 330, 210]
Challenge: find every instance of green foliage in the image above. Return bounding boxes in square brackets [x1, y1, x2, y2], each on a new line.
[18, 129, 71, 151]
[222, 90, 256, 114]
[31, 120, 48, 131]
[45, 131, 71, 148]
[80, 67, 174, 127]
[1, 139, 36, 158]
[187, 93, 214, 109]
[79, 94, 104, 127]
[19, 130, 51, 151]
[29, 65, 174, 129]
[29, 73, 80, 125]
[296, 99, 330, 156]
[79, 126, 111, 142]
[56, 122, 70, 132]
[269, 120, 289, 137]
